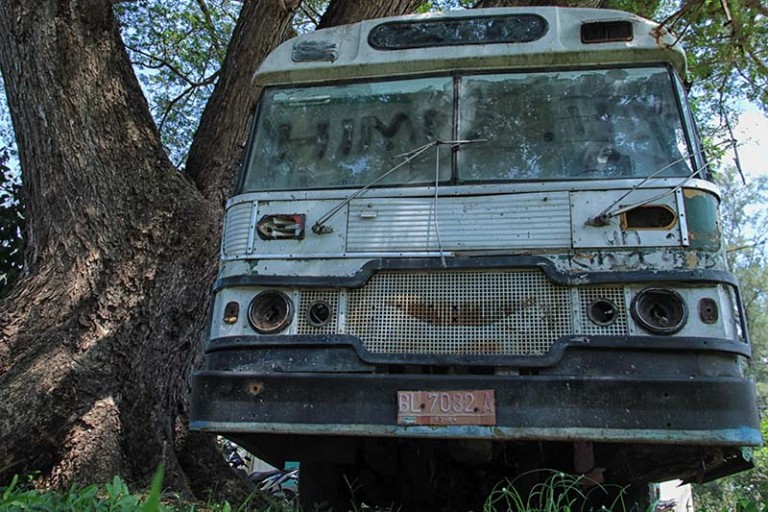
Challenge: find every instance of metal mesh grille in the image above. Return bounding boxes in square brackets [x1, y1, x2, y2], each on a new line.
[346, 270, 571, 356]
[297, 290, 340, 335]
[578, 287, 628, 336]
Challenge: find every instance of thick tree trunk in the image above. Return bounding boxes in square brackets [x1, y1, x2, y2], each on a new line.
[0, 0, 225, 493]
[0, 0, 429, 494]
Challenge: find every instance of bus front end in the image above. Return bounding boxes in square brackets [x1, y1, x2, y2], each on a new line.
[191, 7, 760, 510]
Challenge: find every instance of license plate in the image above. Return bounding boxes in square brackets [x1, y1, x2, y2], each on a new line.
[397, 390, 496, 426]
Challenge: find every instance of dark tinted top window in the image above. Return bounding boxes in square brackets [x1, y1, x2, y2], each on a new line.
[368, 15, 548, 50]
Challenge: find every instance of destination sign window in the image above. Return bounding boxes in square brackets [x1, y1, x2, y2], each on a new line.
[368, 15, 548, 50]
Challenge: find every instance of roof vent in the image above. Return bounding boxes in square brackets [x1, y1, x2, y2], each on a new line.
[581, 21, 633, 44]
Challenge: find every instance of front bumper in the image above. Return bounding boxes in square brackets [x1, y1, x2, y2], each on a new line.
[190, 370, 761, 446]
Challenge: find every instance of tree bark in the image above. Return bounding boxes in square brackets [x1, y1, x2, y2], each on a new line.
[474, 0, 602, 7]
[185, 0, 301, 206]
[187, 0, 430, 206]
[0, 0, 225, 493]
[318, 0, 427, 31]
[0, 0, 430, 494]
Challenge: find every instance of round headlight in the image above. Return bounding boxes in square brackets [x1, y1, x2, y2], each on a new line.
[630, 288, 687, 335]
[247, 291, 293, 334]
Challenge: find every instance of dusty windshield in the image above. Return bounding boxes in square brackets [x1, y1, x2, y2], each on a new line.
[243, 67, 693, 192]
[458, 68, 692, 180]
[244, 77, 453, 191]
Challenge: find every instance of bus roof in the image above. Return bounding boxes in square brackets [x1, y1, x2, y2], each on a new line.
[253, 7, 686, 89]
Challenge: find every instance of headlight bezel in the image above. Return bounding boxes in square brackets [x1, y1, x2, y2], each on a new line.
[630, 287, 688, 335]
[247, 290, 294, 334]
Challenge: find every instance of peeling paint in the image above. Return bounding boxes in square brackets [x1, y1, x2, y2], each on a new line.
[683, 188, 706, 199]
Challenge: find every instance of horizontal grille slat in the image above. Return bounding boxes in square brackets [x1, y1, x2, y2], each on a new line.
[347, 193, 571, 252]
[223, 202, 253, 257]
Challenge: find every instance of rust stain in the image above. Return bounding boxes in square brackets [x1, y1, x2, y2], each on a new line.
[387, 297, 537, 326]
[248, 382, 264, 396]
[683, 188, 705, 199]
[686, 252, 698, 268]
[454, 341, 505, 355]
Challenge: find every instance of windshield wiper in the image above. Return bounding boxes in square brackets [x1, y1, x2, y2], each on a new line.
[312, 139, 486, 235]
[586, 147, 710, 227]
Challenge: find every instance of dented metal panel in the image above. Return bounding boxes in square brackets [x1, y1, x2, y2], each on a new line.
[571, 189, 683, 248]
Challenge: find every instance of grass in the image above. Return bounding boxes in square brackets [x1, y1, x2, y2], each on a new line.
[0, 469, 641, 512]
[0, 467, 168, 512]
[2, 467, 766, 512]
[482, 470, 647, 512]
[0, 466, 270, 512]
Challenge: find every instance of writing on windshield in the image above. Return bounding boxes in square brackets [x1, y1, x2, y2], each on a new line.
[243, 67, 693, 192]
[245, 77, 453, 191]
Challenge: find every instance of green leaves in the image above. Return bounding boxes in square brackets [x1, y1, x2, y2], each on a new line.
[140, 466, 164, 512]
[115, 1, 242, 168]
[0, 467, 165, 512]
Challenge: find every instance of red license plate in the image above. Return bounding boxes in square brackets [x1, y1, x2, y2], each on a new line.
[397, 390, 496, 426]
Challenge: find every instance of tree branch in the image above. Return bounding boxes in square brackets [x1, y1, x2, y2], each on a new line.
[195, 0, 226, 62]
[157, 86, 196, 135]
[745, 0, 768, 18]
[125, 43, 220, 88]
[125, 44, 196, 86]
[727, 239, 768, 254]
[184, 0, 301, 204]
[318, 0, 424, 30]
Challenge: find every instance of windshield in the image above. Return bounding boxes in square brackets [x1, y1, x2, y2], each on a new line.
[243, 67, 694, 192]
[244, 77, 453, 191]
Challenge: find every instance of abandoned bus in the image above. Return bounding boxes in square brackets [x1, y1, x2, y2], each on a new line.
[191, 7, 760, 510]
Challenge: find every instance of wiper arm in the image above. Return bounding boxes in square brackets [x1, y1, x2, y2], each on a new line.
[587, 139, 743, 227]
[586, 149, 707, 227]
[312, 139, 485, 235]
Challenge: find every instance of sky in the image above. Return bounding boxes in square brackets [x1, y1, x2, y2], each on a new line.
[732, 105, 768, 179]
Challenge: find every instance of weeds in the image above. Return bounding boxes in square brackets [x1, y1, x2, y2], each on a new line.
[482, 470, 643, 512]
[3, 467, 767, 512]
[0, 465, 278, 512]
[0, 464, 285, 512]
[0, 466, 170, 512]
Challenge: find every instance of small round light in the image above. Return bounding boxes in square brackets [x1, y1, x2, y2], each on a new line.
[630, 288, 687, 335]
[247, 291, 293, 334]
[587, 299, 618, 326]
[306, 300, 332, 327]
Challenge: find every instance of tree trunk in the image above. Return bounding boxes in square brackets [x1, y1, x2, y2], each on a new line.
[0, 0, 229, 493]
[187, 0, 431, 206]
[318, 0, 426, 29]
[185, 0, 301, 206]
[0, 0, 427, 494]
